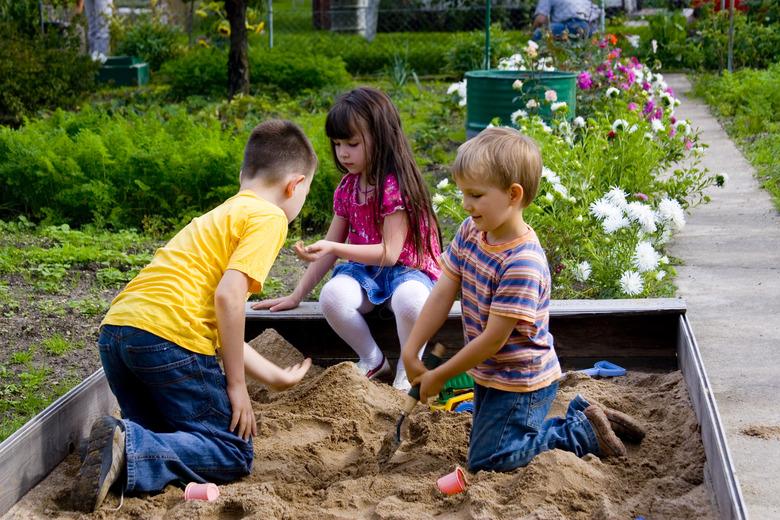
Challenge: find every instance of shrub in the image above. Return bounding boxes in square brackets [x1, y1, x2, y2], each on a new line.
[0, 26, 98, 126]
[114, 18, 186, 71]
[160, 46, 351, 100]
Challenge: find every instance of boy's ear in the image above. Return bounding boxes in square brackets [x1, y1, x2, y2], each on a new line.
[509, 183, 525, 206]
[284, 174, 307, 198]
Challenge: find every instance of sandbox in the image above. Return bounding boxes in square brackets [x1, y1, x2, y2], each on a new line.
[0, 299, 747, 519]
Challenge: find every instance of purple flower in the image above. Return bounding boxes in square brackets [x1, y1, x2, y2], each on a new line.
[671, 116, 677, 124]
[634, 192, 649, 201]
[577, 71, 593, 90]
[628, 102, 638, 111]
[643, 100, 655, 115]
[654, 107, 664, 120]
[642, 81, 651, 91]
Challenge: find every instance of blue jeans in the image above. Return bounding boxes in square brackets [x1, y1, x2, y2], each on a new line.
[98, 325, 253, 493]
[533, 19, 592, 41]
[467, 382, 599, 472]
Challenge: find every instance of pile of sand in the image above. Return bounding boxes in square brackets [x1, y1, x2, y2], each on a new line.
[7, 330, 717, 519]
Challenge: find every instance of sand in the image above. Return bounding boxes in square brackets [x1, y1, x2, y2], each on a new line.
[5, 329, 717, 519]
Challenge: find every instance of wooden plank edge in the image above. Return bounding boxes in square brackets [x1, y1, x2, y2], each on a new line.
[0, 369, 117, 518]
[245, 297, 687, 320]
[677, 315, 748, 520]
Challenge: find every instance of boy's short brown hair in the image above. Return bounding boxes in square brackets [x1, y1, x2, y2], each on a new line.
[452, 127, 542, 208]
[242, 120, 318, 184]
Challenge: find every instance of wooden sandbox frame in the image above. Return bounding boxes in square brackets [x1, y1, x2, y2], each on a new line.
[0, 298, 747, 519]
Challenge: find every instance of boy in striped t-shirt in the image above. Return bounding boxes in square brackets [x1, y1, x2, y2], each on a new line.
[401, 127, 643, 472]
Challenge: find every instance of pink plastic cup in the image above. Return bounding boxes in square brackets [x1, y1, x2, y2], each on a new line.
[436, 466, 467, 495]
[184, 482, 220, 501]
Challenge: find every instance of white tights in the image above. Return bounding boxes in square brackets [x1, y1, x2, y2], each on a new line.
[319, 275, 430, 388]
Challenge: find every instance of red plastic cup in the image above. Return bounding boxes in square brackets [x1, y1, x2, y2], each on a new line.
[184, 482, 220, 501]
[436, 466, 467, 495]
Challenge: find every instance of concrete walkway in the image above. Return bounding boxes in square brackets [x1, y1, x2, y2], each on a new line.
[666, 74, 780, 519]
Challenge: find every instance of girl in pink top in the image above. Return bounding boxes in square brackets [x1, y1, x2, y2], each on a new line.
[255, 87, 442, 390]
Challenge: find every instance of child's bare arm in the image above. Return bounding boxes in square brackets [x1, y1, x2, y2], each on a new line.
[413, 313, 517, 403]
[243, 343, 312, 390]
[400, 274, 459, 384]
[215, 269, 256, 441]
[253, 216, 348, 311]
[296, 211, 408, 266]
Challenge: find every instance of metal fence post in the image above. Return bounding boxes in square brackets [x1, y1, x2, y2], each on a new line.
[484, 0, 491, 69]
[269, 0, 274, 49]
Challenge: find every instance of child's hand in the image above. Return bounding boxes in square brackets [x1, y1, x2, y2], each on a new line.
[226, 382, 257, 441]
[402, 355, 426, 386]
[267, 358, 313, 391]
[294, 240, 332, 262]
[412, 368, 447, 404]
[252, 293, 301, 312]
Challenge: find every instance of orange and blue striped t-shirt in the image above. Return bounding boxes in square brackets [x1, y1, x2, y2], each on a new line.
[441, 218, 561, 392]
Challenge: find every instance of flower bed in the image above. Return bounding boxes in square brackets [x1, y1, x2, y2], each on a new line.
[442, 36, 724, 298]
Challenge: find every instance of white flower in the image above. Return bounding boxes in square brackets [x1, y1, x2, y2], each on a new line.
[659, 92, 675, 107]
[550, 101, 567, 112]
[526, 40, 539, 57]
[611, 119, 629, 132]
[574, 261, 592, 282]
[573, 116, 586, 128]
[432, 193, 445, 206]
[552, 183, 568, 198]
[526, 99, 539, 109]
[541, 121, 553, 133]
[656, 270, 667, 281]
[651, 119, 665, 133]
[447, 80, 467, 107]
[575, 214, 584, 222]
[589, 198, 621, 220]
[633, 241, 661, 272]
[625, 202, 657, 233]
[568, 196, 577, 203]
[674, 120, 692, 136]
[605, 186, 629, 209]
[512, 79, 524, 91]
[660, 255, 669, 265]
[498, 54, 526, 71]
[436, 178, 449, 189]
[628, 124, 638, 134]
[542, 167, 560, 183]
[651, 39, 658, 54]
[603, 214, 630, 234]
[625, 34, 640, 48]
[545, 90, 558, 102]
[657, 197, 686, 230]
[605, 87, 620, 98]
[544, 192, 554, 202]
[620, 270, 644, 295]
[511, 109, 528, 124]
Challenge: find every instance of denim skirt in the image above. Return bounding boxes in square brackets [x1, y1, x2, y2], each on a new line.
[331, 261, 434, 305]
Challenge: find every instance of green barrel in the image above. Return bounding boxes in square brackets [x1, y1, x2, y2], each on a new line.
[465, 69, 577, 138]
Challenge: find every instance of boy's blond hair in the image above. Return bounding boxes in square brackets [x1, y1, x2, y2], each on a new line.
[242, 120, 318, 184]
[452, 127, 542, 208]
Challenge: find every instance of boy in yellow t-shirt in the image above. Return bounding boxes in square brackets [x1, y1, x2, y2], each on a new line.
[71, 120, 318, 512]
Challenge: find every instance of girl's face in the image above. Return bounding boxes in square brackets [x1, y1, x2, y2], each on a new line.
[333, 131, 371, 176]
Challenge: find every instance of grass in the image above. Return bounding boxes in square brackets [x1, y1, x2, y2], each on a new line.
[693, 63, 780, 210]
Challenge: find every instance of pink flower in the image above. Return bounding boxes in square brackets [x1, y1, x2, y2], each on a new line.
[628, 102, 638, 111]
[643, 100, 655, 115]
[634, 192, 649, 201]
[577, 71, 593, 90]
[669, 127, 677, 137]
[545, 90, 558, 102]
[685, 139, 693, 150]
[642, 82, 651, 91]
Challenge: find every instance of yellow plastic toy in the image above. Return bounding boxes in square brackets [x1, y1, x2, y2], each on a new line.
[430, 391, 474, 412]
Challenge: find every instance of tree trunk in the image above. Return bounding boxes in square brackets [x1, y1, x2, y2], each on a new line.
[225, 0, 249, 98]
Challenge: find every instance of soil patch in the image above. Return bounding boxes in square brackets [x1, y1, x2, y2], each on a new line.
[740, 425, 780, 440]
[6, 330, 717, 519]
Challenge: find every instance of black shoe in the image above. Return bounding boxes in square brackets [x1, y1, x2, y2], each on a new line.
[71, 416, 126, 512]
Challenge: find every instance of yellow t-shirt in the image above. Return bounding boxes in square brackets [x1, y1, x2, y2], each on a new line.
[102, 190, 288, 356]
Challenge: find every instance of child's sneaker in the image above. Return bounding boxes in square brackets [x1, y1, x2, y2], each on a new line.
[392, 370, 412, 392]
[584, 405, 626, 458]
[358, 355, 390, 380]
[71, 416, 126, 512]
[596, 403, 646, 443]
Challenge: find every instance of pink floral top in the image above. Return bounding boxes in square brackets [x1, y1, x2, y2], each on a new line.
[333, 172, 442, 281]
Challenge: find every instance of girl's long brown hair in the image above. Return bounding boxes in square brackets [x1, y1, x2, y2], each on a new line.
[325, 87, 441, 267]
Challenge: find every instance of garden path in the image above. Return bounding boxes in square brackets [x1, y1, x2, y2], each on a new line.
[666, 73, 780, 519]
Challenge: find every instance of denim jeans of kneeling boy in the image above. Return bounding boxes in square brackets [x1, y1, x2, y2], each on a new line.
[99, 325, 254, 493]
[468, 382, 600, 472]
